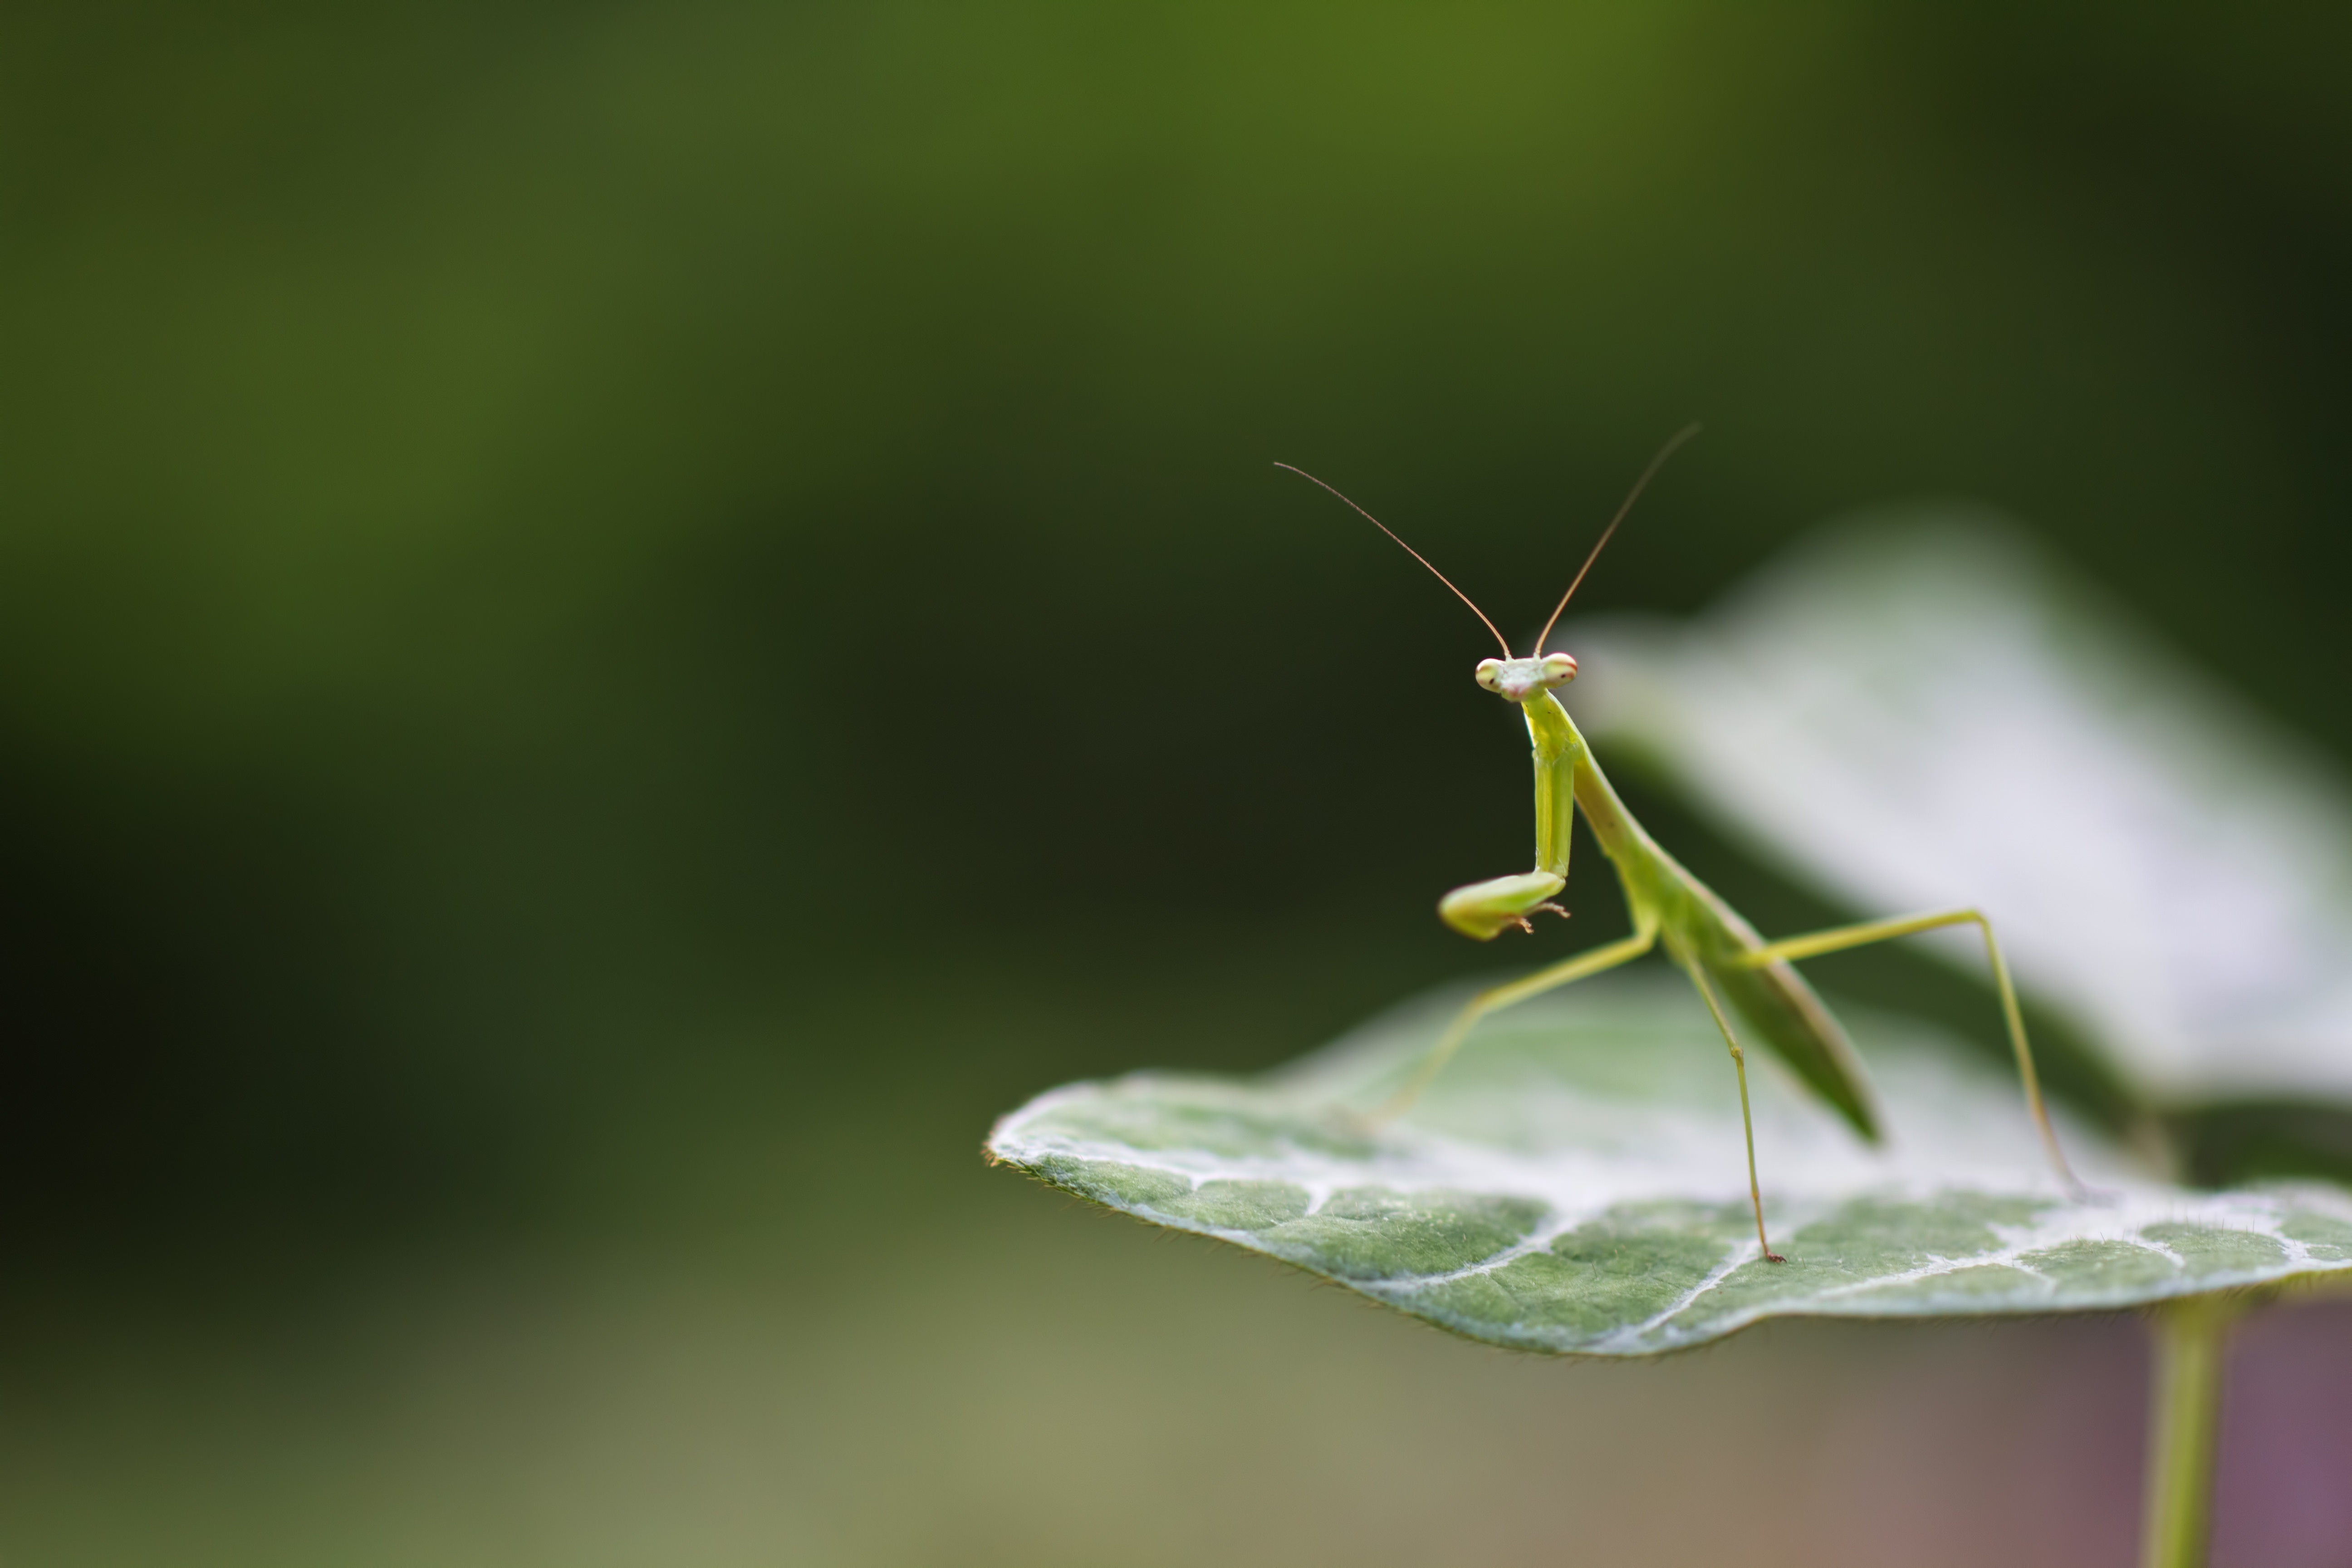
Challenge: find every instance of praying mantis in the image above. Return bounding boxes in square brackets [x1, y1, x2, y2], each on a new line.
[1278, 430, 2083, 1261]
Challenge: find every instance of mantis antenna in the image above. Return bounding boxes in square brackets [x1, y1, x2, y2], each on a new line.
[1274, 461, 1514, 658]
[1531, 422, 1702, 656]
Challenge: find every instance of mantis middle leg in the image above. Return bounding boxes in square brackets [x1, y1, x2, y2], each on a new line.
[1373, 926, 1658, 1122]
[1684, 961, 1785, 1262]
[1736, 907, 2084, 1193]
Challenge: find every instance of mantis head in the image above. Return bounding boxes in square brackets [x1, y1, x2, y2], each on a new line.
[1474, 653, 1577, 701]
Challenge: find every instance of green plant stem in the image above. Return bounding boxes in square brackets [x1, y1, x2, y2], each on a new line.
[2140, 1294, 2238, 1568]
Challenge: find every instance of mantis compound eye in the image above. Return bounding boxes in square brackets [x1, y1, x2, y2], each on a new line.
[1474, 658, 1504, 691]
[1540, 652, 1578, 685]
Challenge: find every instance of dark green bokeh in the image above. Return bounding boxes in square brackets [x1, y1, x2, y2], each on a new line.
[5, 0, 2350, 1293]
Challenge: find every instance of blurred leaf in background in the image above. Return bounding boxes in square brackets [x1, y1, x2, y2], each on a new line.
[1574, 516, 2352, 1179]
[3, 2, 2352, 1563]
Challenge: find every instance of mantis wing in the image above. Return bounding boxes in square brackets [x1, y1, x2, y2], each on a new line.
[1575, 732, 1883, 1142]
[1678, 870, 1885, 1143]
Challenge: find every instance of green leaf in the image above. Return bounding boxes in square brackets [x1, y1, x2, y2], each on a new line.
[988, 975, 2352, 1355]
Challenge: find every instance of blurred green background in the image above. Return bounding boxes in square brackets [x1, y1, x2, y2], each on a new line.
[5, 3, 2351, 1563]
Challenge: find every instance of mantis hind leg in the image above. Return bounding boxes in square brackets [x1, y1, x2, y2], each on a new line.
[1740, 908, 2085, 1195]
[1370, 927, 1657, 1123]
[1685, 963, 1785, 1263]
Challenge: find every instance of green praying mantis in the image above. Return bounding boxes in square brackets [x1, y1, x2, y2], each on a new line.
[1277, 430, 2083, 1262]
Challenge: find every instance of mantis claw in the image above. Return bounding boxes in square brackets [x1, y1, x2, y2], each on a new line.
[1440, 872, 1568, 940]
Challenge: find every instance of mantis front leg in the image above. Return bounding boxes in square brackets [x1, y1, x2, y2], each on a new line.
[1737, 907, 2086, 1193]
[1373, 660, 1620, 1118]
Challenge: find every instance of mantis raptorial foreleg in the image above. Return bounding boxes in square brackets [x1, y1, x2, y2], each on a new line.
[1737, 906, 2084, 1194]
[1375, 926, 1658, 1122]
